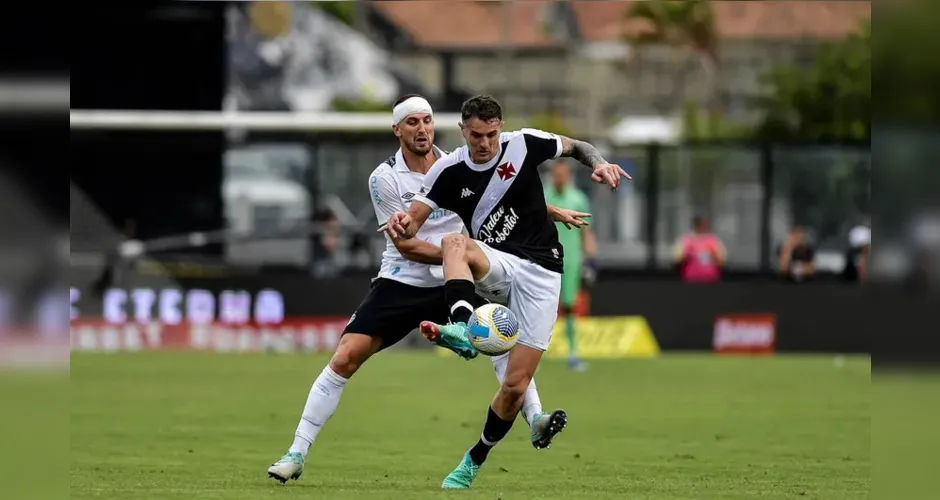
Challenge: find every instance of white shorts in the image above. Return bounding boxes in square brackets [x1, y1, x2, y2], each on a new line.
[474, 240, 562, 351]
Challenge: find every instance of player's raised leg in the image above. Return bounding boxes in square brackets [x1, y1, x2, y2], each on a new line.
[441, 259, 566, 489]
[442, 345, 564, 489]
[268, 332, 380, 483]
[419, 233, 495, 358]
[489, 351, 563, 449]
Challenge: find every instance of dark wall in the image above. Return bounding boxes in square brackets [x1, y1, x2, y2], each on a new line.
[68, 266, 906, 355]
[591, 281, 877, 353]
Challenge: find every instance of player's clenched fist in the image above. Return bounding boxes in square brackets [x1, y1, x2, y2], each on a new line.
[381, 211, 416, 239]
[590, 162, 631, 190]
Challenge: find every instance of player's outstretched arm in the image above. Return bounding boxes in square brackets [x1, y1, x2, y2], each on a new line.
[392, 234, 443, 265]
[547, 203, 592, 230]
[558, 136, 632, 189]
[381, 201, 432, 240]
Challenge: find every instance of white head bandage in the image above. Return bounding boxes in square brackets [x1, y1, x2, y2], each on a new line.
[392, 96, 433, 125]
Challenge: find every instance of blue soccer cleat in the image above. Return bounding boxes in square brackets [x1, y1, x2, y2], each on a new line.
[267, 451, 304, 483]
[530, 409, 568, 449]
[441, 452, 481, 489]
[420, 321, 478, 360]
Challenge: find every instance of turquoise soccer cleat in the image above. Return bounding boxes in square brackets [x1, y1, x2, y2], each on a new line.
[267, 451, 304, 483]
[530, 409, 568, 450]
[420, 321, 478, 360]
[441, 452, 481, 489]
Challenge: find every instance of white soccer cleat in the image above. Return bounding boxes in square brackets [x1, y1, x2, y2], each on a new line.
[267, 451, 304, 483]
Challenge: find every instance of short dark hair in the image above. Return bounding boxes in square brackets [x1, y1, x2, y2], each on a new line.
[393, 94, 426, 107]
[461, 95, 503, 122]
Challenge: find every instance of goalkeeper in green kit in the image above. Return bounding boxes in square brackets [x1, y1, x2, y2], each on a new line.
[543, 159, 597, 372]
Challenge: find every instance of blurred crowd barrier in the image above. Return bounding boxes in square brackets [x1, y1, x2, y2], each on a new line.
[70, 125, 870, 275]
[68, 270, 883, 357]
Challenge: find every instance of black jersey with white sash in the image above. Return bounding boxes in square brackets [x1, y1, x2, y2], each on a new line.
[413, 128, 565, 273]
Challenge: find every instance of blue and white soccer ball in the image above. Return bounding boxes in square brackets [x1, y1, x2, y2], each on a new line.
[468, 303, 519, 356]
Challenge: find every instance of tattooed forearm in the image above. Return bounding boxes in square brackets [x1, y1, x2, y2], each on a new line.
[560, 136, 606, 169]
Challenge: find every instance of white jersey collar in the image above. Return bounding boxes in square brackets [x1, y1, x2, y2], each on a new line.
[395, 146, 445, 173]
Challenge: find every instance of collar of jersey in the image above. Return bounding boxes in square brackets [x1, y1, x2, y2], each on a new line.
[395, 146, 445, 173]
[463, 143, 505, 171]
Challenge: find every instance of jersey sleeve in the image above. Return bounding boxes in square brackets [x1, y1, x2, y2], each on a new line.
[520, 128, 563, 163]
[413, 152, 456, 211]
[368, 166, 402, 227]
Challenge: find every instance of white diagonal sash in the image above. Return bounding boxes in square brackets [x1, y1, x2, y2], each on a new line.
[470, 139, 527, 237]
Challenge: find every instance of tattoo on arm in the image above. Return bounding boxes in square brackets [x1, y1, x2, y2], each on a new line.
[560, 136, 606, 169]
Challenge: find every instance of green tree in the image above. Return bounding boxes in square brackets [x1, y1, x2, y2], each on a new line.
[309, 1, 355, 26]
[330, 97, 388, 113]
[755, 20, 873, 242]
[755, 20, 871, 141]
[623, 1, 733, 223]
[872, 2, 940, 124]
[623, 0, 720, 112]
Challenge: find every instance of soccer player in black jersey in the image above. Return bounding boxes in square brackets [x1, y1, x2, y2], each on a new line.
[383, 95, 629, 489]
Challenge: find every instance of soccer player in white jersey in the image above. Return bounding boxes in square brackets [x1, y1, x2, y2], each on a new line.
[267, 95, 590, 483]
[384, 95, 629, 489]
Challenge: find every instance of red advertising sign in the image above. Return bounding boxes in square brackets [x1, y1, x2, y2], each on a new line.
[712, 313, 776, 355]
[69, 317, 349, 354]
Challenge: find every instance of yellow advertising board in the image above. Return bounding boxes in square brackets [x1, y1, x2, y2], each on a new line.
[546, 316, 659, 359]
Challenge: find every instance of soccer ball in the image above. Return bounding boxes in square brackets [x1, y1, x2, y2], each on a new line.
[468, 303, 519, 356]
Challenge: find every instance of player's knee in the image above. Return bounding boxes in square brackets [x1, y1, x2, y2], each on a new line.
[329, 342, 370, 378]
[501, 371, 532, 400]
[441, 233, 468, 255]
[328, 352, 360, 378]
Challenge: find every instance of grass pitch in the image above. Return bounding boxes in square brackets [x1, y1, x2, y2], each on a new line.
[71, 352, 869, 499]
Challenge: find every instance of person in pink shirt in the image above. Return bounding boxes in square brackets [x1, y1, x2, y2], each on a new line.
[672, 216, 726, 283]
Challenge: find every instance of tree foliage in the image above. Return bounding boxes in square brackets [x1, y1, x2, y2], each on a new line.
[623, 0, 720, 112]
[623, 0, 718, 61]
[872, 2, 940, 125]
[309, 1, 355, 26]
[755, 20, 871, 141]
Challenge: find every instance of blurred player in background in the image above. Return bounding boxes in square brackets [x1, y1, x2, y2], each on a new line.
[543, 160, 596, 371]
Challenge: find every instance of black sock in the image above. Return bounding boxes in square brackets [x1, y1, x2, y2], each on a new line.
[468, 407, 515, 466]
[445, 279, 475, 324]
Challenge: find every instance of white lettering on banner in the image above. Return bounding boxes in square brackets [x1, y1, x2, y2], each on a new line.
[69, 318, 345, 353]
[187, 289, 215, 325]
[132, 288, 156, 324]
[72, 323, 163, 352]
[713, 320, 774, 349]
[82, 288, 285, 325]
[219, 290, 251, 324]
[104, 289, 127, 323]
[189, 324, 342, 353]
[254, 289, 285, 324]
[0, 289, 69, 332]
[478, 207, 521, 244]
[35, 292, 67, 338]
[70, 287, 80, 320]
[160, 289, 183, 324]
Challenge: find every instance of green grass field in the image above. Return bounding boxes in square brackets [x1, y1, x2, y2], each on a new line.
[71, 352, 870, 499]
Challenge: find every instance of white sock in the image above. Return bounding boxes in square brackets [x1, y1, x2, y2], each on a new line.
[289, 366, 348, 458]
[491, 353, 543, 426]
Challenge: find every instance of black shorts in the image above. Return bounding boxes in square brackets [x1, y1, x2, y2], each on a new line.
[343, 278, 488, 350]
